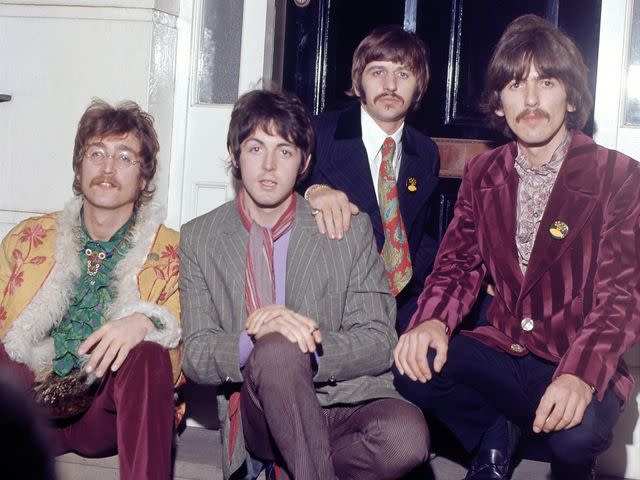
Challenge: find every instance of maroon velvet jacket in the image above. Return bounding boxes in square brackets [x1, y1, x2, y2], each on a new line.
[409, 131, 640, 406]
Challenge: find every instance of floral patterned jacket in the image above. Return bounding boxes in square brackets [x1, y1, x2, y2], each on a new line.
[0, 197, 182, 383]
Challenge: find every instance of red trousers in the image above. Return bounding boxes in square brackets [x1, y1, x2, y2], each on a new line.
[0, 340, 174, 480]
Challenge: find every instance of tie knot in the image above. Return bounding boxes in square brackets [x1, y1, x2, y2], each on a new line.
[382, 137, 396, 159]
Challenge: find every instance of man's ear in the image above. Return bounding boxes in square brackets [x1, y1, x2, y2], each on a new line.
[567, 103, 576, 113]
[494, 107, 505, 118]
[229, 148, 238, 168]
[353, 82, 362, 99]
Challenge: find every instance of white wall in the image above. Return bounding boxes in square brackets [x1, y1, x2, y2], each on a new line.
[0, 1, 178, 236]
[593, 1, 640, 478]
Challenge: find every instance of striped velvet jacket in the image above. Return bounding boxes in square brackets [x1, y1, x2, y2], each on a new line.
[409, 131, 640, 406]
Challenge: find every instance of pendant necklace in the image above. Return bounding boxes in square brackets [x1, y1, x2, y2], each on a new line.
[84, 235, 129, 277]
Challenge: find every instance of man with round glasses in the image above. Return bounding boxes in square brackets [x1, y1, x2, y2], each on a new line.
[0, 99, 181, 479]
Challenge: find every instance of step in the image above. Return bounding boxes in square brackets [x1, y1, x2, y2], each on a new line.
[56, 427, 631, 480]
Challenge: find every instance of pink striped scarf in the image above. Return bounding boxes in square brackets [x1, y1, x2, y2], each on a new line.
[237, 189, 297, 314]
[228, 188, 296, 462]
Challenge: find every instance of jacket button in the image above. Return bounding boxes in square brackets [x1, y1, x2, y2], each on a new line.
[329, 375, 336, 383]
[510, 343, 525, 353]
[520, 317, 534, 332]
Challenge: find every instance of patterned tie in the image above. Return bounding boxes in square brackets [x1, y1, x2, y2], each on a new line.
[378, 137, 412, 295]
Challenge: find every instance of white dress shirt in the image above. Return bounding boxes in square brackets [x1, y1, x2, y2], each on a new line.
[360, 106, 404, 202]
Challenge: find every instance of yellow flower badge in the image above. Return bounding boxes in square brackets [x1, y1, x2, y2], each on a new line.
[407, 177, 417, 192]
[549, 220, 569, 240]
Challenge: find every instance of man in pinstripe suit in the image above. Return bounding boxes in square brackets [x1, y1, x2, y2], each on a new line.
[179, 89, 428, 480]
[394, 14, 640, 480]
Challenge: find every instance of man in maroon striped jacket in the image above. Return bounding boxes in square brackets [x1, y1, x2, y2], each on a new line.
[393, 14, 640, 480]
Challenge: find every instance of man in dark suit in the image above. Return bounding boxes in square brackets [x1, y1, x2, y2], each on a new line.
[180, 89, 428, 480]
[300, 25, 440, 333]
[394, 14, 640, 480]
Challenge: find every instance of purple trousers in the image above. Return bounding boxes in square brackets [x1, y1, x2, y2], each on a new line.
[0, 340, 174, 480]
[241, 333, 429, 480]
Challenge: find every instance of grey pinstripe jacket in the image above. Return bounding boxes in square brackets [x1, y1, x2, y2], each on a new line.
[179, 194, 400, 478]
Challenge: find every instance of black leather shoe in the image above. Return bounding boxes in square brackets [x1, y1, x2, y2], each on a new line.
[463, 419, 520, 480]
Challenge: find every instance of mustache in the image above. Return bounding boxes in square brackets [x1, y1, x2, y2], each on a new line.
[374, 92, 404, 104]
[90, 176, 120, 189]
[515, 108, 550, 122]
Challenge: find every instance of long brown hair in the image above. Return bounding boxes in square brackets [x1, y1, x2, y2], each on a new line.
[481, 14, 593, 137]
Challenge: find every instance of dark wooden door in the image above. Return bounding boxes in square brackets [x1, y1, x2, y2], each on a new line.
[282, 0, 601, 142]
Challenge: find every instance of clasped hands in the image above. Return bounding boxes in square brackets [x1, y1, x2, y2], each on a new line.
[78, 313, 155, 378]
[393, 319, 593, 433]
[246, 305, 322, 353]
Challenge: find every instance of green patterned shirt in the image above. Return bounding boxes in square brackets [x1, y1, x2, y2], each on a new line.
[50, 217, 133, 377]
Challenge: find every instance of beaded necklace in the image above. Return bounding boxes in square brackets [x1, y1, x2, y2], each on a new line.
[84, 234, 129, 276]
[82, 224, 132, 277]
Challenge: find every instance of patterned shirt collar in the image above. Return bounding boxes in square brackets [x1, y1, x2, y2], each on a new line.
[514, 129, 572, 178]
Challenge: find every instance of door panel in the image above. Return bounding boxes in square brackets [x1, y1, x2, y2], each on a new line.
[178, 0, 275, 225]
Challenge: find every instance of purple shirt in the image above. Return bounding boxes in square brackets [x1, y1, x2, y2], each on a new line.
[239, 230, 292, 366]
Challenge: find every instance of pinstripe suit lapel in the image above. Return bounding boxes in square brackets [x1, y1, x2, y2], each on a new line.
[286, 198, 322, 312]
[478, 144, 523, 306]
[219, 204, 248, 303]
[521, 136, 600, 297]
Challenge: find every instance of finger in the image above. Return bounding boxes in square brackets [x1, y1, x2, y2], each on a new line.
[432, 339, 448, 374]
[311, 329, 322, 344]
[78, 330, 102, 356]
[404, 335, 427, 382]
[262, 320, 299, 345]
[415, 341, 431, 380]
[313, 211, 327, 235]
[568, 399, 588, 429]
[94, 342, 121, 377]
[554, 394, 578, 431]
[533, 396, 553, 433]
[110, 344, 131, 372]
[331, 204, 345, 240]
[85, 336, 111, 375]
[336, 205, 350, 239]
[349, 202, 360, 215]
[246, 308, 277, 334]
[411, 335, 431, 382]
[543, 402, 564, 433]
[292, 315, 319, 353]
[393, 339, 404, 375]
[323, 208, 338, 240]
[273, 315, 313, 353]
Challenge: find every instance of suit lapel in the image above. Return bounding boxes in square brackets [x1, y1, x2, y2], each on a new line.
[219, 203, 248, 299]
[320, 105, 383, 239]
[520, 134, 600, 296]
[286, 198, 323, 311]
[397, 128, 438, 234]
[477, 143, 524, 302]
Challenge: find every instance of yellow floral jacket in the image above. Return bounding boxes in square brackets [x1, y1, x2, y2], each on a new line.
[0, 197, 182, 383]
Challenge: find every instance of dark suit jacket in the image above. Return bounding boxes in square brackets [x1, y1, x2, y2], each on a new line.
[301, 103, 440, 332]
[410, 131, 640, 406]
